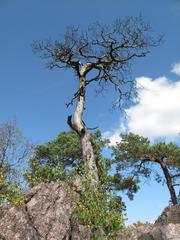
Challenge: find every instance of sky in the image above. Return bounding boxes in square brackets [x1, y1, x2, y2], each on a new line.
[0, 0, 180, 224]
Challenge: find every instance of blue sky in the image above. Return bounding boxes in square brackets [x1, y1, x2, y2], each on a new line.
[0, 0, 180, 224]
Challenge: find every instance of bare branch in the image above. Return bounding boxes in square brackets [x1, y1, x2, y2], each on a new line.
[173, 183, 180, 187]
[172, 173, 180, 179]
[66, 89, 80, 108]
[33, 16, 162, 109]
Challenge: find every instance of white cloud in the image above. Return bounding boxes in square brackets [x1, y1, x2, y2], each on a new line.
[126, 76, 180, 140]
[103, 131, 122, 146]
[106, 76, 180, 143]
[103, 122, 125, 146]
[171, 61, 180, 76]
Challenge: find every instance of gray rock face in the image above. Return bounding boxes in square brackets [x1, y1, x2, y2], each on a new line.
[0, 182, 179, 240]
[155, 204, 180, 225]
[140, 204, 180, 240]
[117, 204, 180, 240]
[0, 182, 90, 240]
[116, 224, 153, 240]
[139, 223, 180, 240]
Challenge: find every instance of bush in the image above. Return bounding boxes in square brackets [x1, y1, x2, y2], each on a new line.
[72, 177, 125, 239]
[24, 159, 66, 187]
[0, 170, 24, 205]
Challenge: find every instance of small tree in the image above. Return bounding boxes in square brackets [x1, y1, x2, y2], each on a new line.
[26, 130, 139, 201]
[25, 130, 141, 237]
[0, 119, 32, 203]
[33, 16, 161, 183]
[25, 130, 110, 187]
[113, 133, 180, 205]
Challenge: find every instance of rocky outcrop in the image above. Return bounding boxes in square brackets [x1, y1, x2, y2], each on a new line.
[155, 204, 180, 225]
[139, 223, 180, 240]
[0, 182, 91, 240]
[0, 182, 180, 240]
[139, 204, 180, 240]
[117, 204, 180, 240]
[116, 224, 153, 240]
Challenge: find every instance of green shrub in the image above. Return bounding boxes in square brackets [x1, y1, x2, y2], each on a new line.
[24, 159, 66, 187]
[72, 178, 125, 239]
[0, 171, 24, 205]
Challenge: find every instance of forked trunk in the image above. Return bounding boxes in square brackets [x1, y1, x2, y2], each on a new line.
[67, 75, 99, 184]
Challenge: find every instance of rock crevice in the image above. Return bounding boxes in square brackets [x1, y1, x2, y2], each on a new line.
[0, 182, 179, 240]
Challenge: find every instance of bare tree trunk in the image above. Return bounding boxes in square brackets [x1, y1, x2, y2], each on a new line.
[67, 74, 99, 183]
[158, 159, 178, 205]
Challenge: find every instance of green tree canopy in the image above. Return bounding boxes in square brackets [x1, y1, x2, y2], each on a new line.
[25, 130, 139, 201]
[113, 133, 180, 205]
[25, 130, 143, 237]
[25, 130, 110, 187]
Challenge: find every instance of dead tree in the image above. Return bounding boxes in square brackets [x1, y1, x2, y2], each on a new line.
[33, 16, 161, 183]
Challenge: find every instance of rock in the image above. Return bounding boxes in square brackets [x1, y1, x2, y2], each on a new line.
[116, 224, 153, 240]
[0, 204, 40, 240]
[139, 223, 180, 240]
[117, 203, 180, 240]
[155, 204, 180, 225]
[71, 224, 91, 240]
[1, 182, 180, 240]
[0, 182, 91, 240]
[140, 204, 180, 240]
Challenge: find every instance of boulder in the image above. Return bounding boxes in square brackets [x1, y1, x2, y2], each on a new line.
[139, 223, 180, 240]
[117, 203, 180, 240]
[1, 182, 179, 240]
[155, 204, 180, 225]
[116, 224, 153, 240]
[0, 182, 91, 240]
[140, 204, 180, 240]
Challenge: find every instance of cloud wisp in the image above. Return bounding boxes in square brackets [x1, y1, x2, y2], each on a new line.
[171, 61, 180, 76]
[103, 122, 126, 146]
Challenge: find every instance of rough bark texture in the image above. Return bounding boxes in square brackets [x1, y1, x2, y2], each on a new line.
[67, 67, 99, 183]
[80, 131, 99, 182]
[158, 159, 178, 205]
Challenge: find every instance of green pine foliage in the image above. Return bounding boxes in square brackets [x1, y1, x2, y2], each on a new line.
[25, 130, 111, 187]
[113, 133, 180, 203]
[25, 131, 82, 187]
[25, 130, 130, 237]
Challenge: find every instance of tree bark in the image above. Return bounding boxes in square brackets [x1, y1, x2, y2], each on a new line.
[67, 71, 99, 184]
[158, 159, 178, 205]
